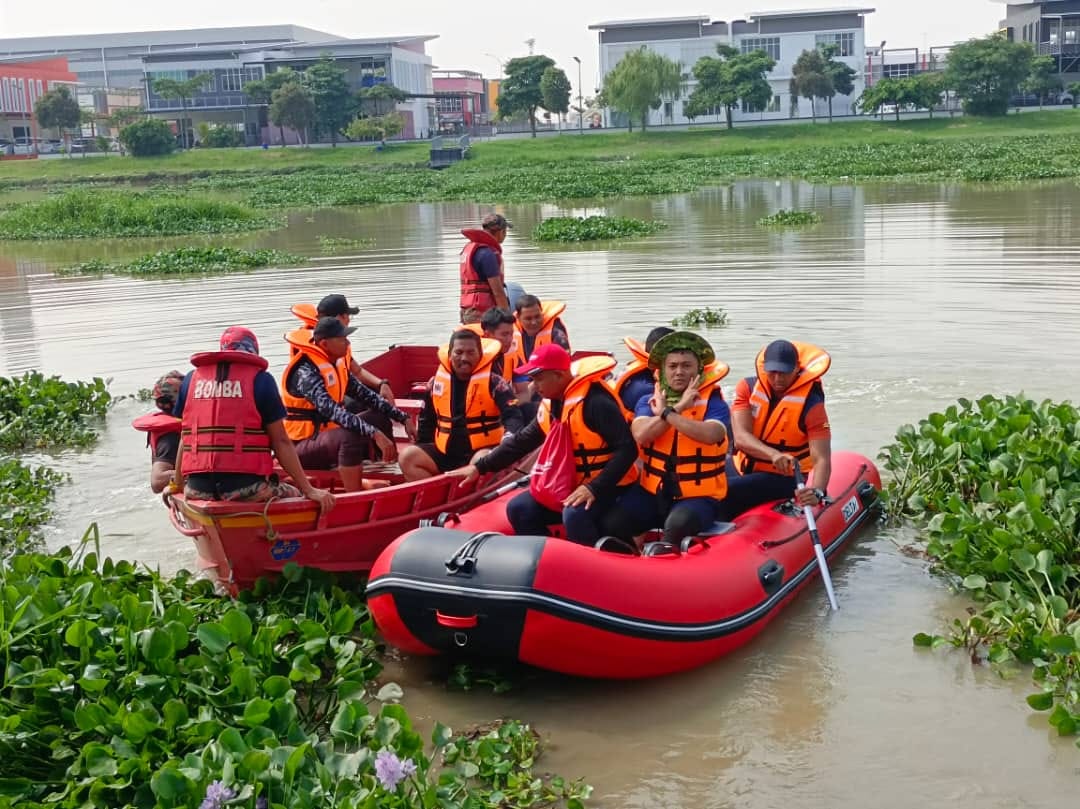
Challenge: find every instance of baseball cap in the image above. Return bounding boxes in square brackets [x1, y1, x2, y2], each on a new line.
[220, 326, 260, 355]
[313, 316, 357, 341]
[516, 344, 571, 376]
[317, 293, 359, 317]
[152, 370, 185, 411]
[763, 340, 798, 373]
[482, 213, 512, 231]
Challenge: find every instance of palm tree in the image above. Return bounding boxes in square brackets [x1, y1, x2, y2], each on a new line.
[152, 73, 213, 149]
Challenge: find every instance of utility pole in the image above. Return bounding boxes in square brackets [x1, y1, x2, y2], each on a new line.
[525, 38, 535, 55]
[572, 56, 583, 134]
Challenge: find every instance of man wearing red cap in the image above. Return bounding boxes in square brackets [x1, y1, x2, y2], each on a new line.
[451, 344, 638, 545]
[171, 326, 334, 511]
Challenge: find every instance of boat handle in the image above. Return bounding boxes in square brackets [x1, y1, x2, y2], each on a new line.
[436, 611, 479, 629]
[167, 502, 206, 538]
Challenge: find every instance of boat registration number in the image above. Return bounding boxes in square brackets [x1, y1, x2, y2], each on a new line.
[841, 496, 860, 524]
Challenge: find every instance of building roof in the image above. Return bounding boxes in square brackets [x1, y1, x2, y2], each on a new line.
[0, 25, 340, 52]
[142, 34, 437, 60]
[588, 15, 711, 30]
[747, 7, 875, 19]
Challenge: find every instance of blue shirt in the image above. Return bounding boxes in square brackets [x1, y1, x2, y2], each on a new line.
[618, 371, 654, 412]
[635, 388, 732, 438]
[471, 246, 501, 280]
[173, 369, 287, 425]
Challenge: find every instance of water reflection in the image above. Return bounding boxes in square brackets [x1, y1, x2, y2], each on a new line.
[2, 179, 1080, 806]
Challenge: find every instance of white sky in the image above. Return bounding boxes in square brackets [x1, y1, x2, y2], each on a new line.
[1, 1, 1006, 98]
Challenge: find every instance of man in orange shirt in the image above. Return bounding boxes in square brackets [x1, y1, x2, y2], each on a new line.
[726, 339, 832, 518]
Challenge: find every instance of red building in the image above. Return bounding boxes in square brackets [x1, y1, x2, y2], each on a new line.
[0, 57, 79, 145]
[432, 69, 490, 134]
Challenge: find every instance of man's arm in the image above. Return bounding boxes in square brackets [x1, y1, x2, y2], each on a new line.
[294, 362, 375, 436]
[732, 407, 782, 464]
[473, 419, 545, 474]
[580, 387, 638, 496]
[150, 433, 179, 493]
[343, 374, 408, 423]
[151, 461, 175, 494]
[552, 320, 571, 351]
[416, 390, 436, 444]
[349, 357, 394, 402]
[493, 377, 524, 435]
[486, 274, 510, 312]
[473, 249, 510, 311]
[809, 438, 831, 492]
[631, 387, 669, 445]
[265, 420, 335, 511]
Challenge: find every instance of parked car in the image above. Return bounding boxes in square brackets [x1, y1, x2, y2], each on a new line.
[0, 139, 13, 155]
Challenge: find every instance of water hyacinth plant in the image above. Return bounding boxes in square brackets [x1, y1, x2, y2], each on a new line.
[671, 307, 729, 328]
[0, 541, 592, 808]
[317, 235, 376, 252]
[756, 209, 821, 227]
[59, 247, 306, 279]
[881, 395, 1080, 744]
[532, 215, 667, 243]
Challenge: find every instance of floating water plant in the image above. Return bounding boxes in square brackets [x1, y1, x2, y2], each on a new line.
[318, 235, 376, 251]
[532, 215, 667, 243]
[757, 209, 821, 227]
[60, 247, 305, 278]
[671, 307, 729, 328]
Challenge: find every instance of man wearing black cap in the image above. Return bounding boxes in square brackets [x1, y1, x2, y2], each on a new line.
[281, 317, 412, 492]
[727, 339, 833, 518]
[459, 212, 512, 324]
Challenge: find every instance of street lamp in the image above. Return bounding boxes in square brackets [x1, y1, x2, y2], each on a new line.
[572, 56, 583, 135]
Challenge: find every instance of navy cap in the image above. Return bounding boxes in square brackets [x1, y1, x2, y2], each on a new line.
[313, 316, 357, 341]
[317, 294, 359, 317]
[763, 340, 798, 373]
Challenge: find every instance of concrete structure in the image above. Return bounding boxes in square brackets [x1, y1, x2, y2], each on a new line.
[589, 8, 874, 126]
[432, 70, 491, 134]
[999, 1, 1080, 77]
[0, 26, 436, 143]
[0, 57, 78, 144]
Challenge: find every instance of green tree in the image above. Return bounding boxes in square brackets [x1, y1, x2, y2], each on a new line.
[908, 72, 946, 118]
[358, 83, 409, 118]
[269, 81, 315, 146]
[244, 67, 297, 146]
[1068, 81, 1080, 108]
[684, 45, 775, 130]
[345, 111, 405, 143]
[151, 72, 213, 149]
[600, 47, 683, 132]
[791, 49, 833, 123]
[820, 44, 857, 121]
[497, 55, 556, 137]
[1022, 54, 1061, 109]
[540, 66, 572, 128]
[945, 33, 1034, 116]
[118, 118, 175, 157]
[857, 77, 910, 121]
[303, 55, 356, 146]
[34, 86, 81, 144]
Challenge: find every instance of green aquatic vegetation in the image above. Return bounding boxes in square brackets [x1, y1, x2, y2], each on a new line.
[882, 395, 1080, 744]
[59, 247, 306, 278]
[757, 209, 821, 227]
[671, 307, 729, 328]
[318, 235, 376, 251]
[0, 458, 65, 546]
[532, 215, 667, 243]
[0, 539, 592, 807]
[0, 372, 110, 453]
[0, 189, 277, 240]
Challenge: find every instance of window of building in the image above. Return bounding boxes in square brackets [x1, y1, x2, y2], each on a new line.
[883, 63, 916, 78]
[436, 96, 463, 112]
[2, 78, 9, 113]
[17, 79, 25, 112]
[244, 67, 263, 84]
[741, 37, 780, 61]
[816, 32, 854, 57]
[219, 68, 244, 92]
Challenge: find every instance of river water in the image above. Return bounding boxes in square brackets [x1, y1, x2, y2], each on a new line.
[2, 179, 1079, 806]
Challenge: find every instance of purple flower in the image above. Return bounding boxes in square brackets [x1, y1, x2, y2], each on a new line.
[199, 781, 236, 809]
[374, 749, 416, 790]
[256, 798, 268, 809]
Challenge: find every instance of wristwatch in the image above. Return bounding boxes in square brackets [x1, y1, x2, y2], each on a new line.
[661, 406, 675, 422]
[378, 378, 391, 389]
[812, 487, 828, 503]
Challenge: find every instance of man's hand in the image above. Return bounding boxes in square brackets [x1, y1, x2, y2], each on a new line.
[303, 486, 336, 513]
[795, 487, 826, 507]
[649, 383, 665, 417]
[447, 464, 480, 484]
[675, 375, 700, 413]
[563, 484, 596, 510]
[771, 452, 796, 475]
[374, 430, 398, 463]
[401, 417, 417, 442]
[378, 381, 396, 404]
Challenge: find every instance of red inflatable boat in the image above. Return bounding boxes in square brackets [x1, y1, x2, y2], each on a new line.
[367, 451, 881, 679]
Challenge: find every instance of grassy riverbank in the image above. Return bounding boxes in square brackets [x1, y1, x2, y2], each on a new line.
[0, 113, 1078, 200]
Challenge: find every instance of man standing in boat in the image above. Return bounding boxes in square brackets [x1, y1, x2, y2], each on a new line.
[281, 317, 412, 492]
[450, 344, 638, 546]
[170, 326, 334, 511]
[726, 339, 832, 517]
[460, 213, 512, 324]
[398, 329, 523, 481]
[606, 332, 731, 548]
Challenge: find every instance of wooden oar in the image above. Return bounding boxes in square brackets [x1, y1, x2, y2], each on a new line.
[794, 466, 839, 611]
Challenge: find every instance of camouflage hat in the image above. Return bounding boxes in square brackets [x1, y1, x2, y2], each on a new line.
[152, 370, 185, 412]
[647, 331, 715, 370]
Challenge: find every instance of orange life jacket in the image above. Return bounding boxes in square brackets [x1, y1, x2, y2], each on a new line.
[640, 369, 731, 500]
[179, 351, 273, 477]
[507, 301, 569, 373]
[132, 411, 181, 454]
[537, 355, 639, 489]
[281, 329, 350, 442]
[432, 338, 505, 454]
[459, 229, 504, 312]
[613, 336, 651, 405]
[734, 342, 830, 476]
[287, 303, 357, 369]
[460, 322, 515, 383]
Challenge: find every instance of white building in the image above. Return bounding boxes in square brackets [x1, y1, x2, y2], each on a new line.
[589, 8, 874, 127]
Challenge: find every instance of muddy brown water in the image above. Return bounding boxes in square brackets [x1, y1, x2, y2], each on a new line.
[2, 179, 1079, 807]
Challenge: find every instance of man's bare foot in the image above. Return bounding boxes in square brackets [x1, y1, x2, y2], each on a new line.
[361, 479, 392, 491]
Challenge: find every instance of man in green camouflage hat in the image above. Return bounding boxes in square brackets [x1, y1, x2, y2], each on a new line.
[604, 331, 733, 549]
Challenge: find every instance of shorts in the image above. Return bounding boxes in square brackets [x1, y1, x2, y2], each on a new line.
[185, 474, 301, 502]
[294, 427, 372, 469]
[416, 442, 471, 473]
[460, 307, 483, 325]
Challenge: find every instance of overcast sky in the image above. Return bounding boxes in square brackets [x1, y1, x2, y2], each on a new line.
[1, 1, 1006, 97]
